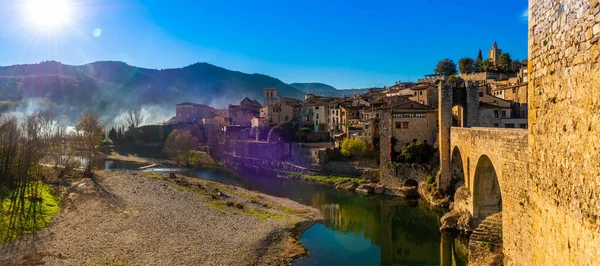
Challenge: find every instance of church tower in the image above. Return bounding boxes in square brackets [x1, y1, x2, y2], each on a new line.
[263, 88, 278, 105]
[488, 41, 502, 68]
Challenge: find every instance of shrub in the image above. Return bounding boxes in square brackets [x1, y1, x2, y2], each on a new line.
[394, 140, 435, 164]
[341, 138, 367, 157]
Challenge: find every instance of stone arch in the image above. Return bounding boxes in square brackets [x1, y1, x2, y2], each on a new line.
[452, 105, 465, 127]
[450, 146, 469, 188]
[404, 179, 418, 187]
[472, 155, 502, 219]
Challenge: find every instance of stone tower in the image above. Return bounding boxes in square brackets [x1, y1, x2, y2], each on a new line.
[524, 0, 600, 264]
[488, 41, 502, 67]
[437, 81, 480, 191]
[263, 88, 278, 105]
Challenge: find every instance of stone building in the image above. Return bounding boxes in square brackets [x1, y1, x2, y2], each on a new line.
[263, 88, 278, 105]
[259, 98, 298, 125]
[228, 97, 261, 128]
[409, 83, 438, 107]
[174, 102, 216, 124]
[384, 101, 437, 146]
[488, 41, 502, 68]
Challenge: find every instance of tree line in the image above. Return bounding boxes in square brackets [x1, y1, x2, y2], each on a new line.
[434, 49, 525, 76]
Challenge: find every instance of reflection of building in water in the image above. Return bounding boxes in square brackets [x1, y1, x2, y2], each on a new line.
[379, 199, 440, 265]
[440, 234, 468, 266]
[320, 203, 342, 227]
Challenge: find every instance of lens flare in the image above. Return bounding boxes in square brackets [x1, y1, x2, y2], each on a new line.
[22, 0, 73, 30]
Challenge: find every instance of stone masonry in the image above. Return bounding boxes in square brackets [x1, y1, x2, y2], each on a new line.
[526, 0, 600, 265]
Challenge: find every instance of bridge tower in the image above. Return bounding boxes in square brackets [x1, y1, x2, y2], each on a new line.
[437, 81, 479, 192]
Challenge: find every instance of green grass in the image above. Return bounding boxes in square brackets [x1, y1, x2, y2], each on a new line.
[0, 182, 61, 243]
[300, 175, 362, 185]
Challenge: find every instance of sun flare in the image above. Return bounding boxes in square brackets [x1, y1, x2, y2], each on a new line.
[22, 0, 73, 30]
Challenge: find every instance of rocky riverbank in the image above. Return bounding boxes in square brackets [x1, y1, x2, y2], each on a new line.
[0, 171, 322, 266]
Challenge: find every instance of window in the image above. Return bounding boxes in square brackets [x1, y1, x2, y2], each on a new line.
[316, 114, 319, 119]
[494, 123, 499, 127]
[494, 110, 499, 118]
[419, 91, 423, 95]
[501, 110, 506, 118]
[505, 123, 515, 128]
[315, 106, 319, 110]
[402, 122, 409, 129]
[520, 124, 527, 129]
[332, 110, 335, 114]
[336, 110, 339, 115]
[395, 122, 401, 129]
[365, 125, 370, 129]
[479, 92, 484, 97]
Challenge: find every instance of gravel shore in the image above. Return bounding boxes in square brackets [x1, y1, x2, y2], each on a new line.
[0, 171, 322, 266]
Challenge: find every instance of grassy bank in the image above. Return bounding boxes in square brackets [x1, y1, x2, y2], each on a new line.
[283, 172, 364, 186]
[0, 182, 61, 243]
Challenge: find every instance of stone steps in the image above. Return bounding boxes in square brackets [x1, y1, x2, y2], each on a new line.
[470, 212, 502, 244]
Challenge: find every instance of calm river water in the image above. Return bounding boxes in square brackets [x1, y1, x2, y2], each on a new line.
[104, 160, 468, 266]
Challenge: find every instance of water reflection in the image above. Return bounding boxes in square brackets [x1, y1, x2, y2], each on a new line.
[103, 163, 467, 265]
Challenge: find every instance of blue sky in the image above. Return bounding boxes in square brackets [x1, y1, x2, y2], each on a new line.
[0, 0, 528, 89]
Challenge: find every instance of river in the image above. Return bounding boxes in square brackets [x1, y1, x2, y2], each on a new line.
[103, 160, 468, 265]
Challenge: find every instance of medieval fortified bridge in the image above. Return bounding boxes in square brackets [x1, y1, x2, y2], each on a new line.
[434, 0, 600, 264]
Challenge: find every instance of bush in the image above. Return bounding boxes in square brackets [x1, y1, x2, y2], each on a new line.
[341, 138, 367, 157]
[394, 140, 435, 164]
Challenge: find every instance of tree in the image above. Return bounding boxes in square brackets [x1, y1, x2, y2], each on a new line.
[341, 137, 367, 157]
[498, 52, 512, 73]
[434, 58, 458, 76]
[477, 59, 491, 73]
[75, 112, 103, 176]
[458, 57, 475, 74]
[475, 50, 483, 69]
[163, 129, 199, 166]
[272, 121, 298, 143]
[126, 108, 145, 130]
[510, 60, 523, 74]
[108, 127, 117, 142]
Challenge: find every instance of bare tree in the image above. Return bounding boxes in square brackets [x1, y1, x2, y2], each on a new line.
[126, 108, 145, 130]
[75, 112, 103, 176]
[163, 129, 199, 166]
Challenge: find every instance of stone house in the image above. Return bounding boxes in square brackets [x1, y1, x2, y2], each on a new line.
[385, 101, 437, 146]
[228, 97, 261, 128]
[259, 98, 297, 125]
[174, 102, 216, 124]
[409, 83, 438, 107]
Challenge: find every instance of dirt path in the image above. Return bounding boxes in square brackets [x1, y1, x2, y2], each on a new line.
[0, 171, 322, 266]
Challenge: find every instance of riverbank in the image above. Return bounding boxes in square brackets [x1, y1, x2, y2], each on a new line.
[0, 171, 322, 265]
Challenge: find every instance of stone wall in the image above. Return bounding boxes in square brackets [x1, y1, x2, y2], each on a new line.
[526, 0, 600, 265]
[233, 141, 285, 161]
[449, 127, 529, 264]
[223, 154, 318, 176]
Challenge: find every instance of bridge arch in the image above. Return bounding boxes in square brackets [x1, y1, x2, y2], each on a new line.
[450, 146, 467, 193]
[472, 155, 502, 219]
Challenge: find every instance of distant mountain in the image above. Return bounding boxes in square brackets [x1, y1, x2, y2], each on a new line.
[289, 82, 370, 97]
[0, 61, 305, 125]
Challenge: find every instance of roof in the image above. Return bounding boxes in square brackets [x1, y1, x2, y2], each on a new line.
[390, 100, 434, 110]
[491, 82, 529, 92]
[411, 83, 436, 91]
[176, 102, 202, 106]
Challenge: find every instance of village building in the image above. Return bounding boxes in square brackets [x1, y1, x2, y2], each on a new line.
[384, 101, 438, 146]
[228, 97, 261, 128]
[263, 88, 279, 105]
[409, 83, 438, 107]
[488, 41, 502, 68]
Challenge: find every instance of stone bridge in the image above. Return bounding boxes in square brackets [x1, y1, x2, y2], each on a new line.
[444, 127, 528, 219]
[437, 82, 532, 263]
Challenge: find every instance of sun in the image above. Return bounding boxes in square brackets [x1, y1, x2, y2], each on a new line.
[22, 0, 73, 30]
